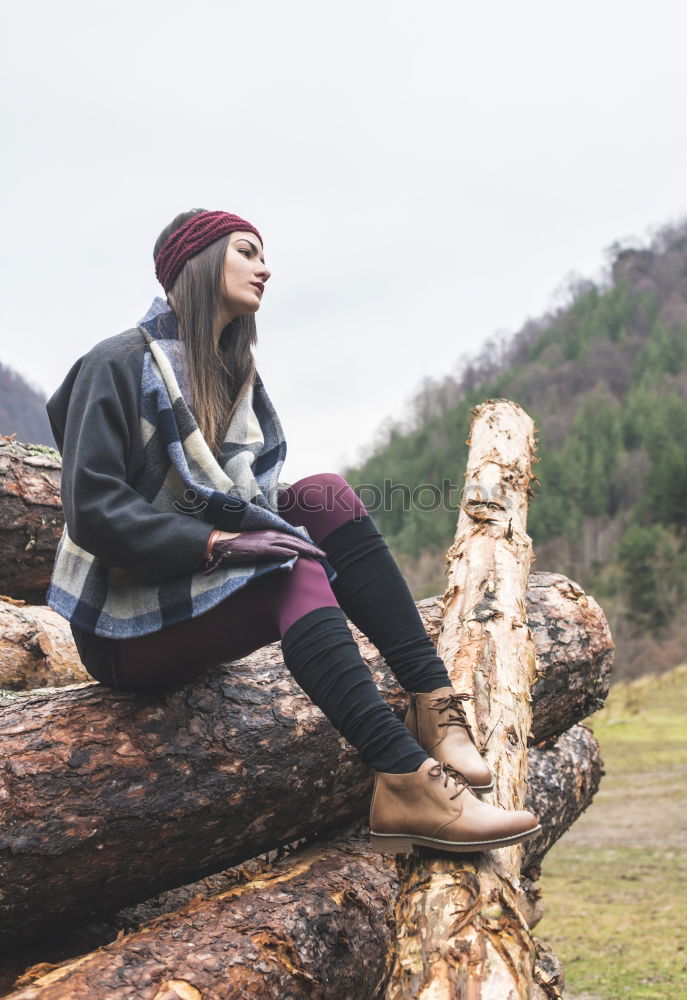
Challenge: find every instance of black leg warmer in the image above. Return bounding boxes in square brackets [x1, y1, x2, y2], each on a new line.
[320, 515, 452, 693]
[280, 606, 428, 773]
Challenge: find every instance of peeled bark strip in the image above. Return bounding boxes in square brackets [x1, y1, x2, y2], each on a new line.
[3, 826, 398, 1000]
[2, 721, 599, 1000]
[0, 438, 63, 604]
[386, 399, 539, 999]
[0, 599, 90, 690]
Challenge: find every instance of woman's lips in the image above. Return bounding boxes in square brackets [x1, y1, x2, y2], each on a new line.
[250, 282, 264, 294]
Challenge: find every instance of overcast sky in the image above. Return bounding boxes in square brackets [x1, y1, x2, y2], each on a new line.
[3, 0, 686, 483]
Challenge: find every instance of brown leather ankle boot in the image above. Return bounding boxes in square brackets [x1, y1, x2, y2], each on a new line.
[405, 687, 494, 792]
[369, 758, 540, 855]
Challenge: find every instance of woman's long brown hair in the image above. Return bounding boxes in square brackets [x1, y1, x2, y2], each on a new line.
[154, 210, 257, 460]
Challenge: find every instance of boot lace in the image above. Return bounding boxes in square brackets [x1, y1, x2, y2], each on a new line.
[429, 692, 481, 749]
[426, 761, 470, 800]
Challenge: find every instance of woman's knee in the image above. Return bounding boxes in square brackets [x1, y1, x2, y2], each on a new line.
[279, 472, 368, 540]
[288, 472, 355, 505]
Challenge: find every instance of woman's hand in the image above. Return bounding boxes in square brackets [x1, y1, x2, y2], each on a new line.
[203, 529, 326, 573]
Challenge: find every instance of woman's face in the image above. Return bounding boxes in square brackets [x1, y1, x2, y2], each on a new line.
[219, 230, 271, 324]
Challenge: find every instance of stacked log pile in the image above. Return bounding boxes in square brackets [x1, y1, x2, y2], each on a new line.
[0, 420, 613, 999]
[0, 437, 63, 605]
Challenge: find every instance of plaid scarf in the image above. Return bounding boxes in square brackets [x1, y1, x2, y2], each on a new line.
[47, 298, 335, 639]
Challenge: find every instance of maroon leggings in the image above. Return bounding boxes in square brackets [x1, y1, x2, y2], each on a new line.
[116, 473, 368, 690]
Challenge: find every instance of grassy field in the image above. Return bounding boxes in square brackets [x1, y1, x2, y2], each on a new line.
[538, 665, 687, 1000]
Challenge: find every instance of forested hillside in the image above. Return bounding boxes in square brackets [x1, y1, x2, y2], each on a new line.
[0, 362, 53, 446]
[343, 220, 687, 679]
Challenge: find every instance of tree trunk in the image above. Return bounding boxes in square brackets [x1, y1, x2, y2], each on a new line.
[386, 399, 540, 999]
[0, 438, 63, 605]
[0, 433, 613, 713]
[0, 599, 90, 690]
[1, 724, 598, 999]
[0, 600, 603, 955]
[114, 722, 601, 932]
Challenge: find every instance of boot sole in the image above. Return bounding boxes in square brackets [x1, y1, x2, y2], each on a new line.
[470, 781, 494, 793]
[369, 823, 542, 855]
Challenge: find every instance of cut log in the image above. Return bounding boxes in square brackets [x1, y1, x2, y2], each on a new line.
[0, 645, 372, 951]
[532, 938, 566, 1000]
[115, 723, 602, 931]
[525, 572, 614, 742]
[417, 570, 613, 744]
[524, 724, 604, 872]
[0, 599, 90, 690]
[385, 399, 540, 999]
[0, 431, 612, 708]
[0, 438, 63, 604]
[2, 826, 398, 1000]
[0, 576, 608, 952]
[0, 571, 612, 709]
[1, 726, 598, 998]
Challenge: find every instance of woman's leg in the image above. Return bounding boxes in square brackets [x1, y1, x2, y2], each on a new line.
[116, 553, 428, 773]
[280, 604, 427, 773]
[278, 472, 369, 538]
[116, 552, 344, 691]
[116, 570, 285, 691]
[279, 473, 451, 693]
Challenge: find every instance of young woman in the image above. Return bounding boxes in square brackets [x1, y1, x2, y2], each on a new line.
[45, 209, 540, 855]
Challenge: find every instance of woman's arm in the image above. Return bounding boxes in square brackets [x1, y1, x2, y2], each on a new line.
[202, 529, 326, 574]
[49, 338, 215, 584]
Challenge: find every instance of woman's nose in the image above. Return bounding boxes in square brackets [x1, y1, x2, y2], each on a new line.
[257, 262, 271, 282]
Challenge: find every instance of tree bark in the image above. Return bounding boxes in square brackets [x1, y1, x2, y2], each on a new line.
[0, 725, 598, 999]
[0, 438, 63, 605]
[109, 723, 601, 932]
[0, 575, 608, 953]
[525, 572, 613, 743]
[386, 399, 540, 999]
[3, 827, 398, 1000]
[0, 599, 90, 690]
[532, 938, 566, 1000]
[524, 724, 604, 872]
[417, 570, 613, 745]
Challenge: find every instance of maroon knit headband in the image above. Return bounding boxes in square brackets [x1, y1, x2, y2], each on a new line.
[154, 210, 263, 293]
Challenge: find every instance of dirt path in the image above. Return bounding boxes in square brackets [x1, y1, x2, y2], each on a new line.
[561, 762, 687, 851]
